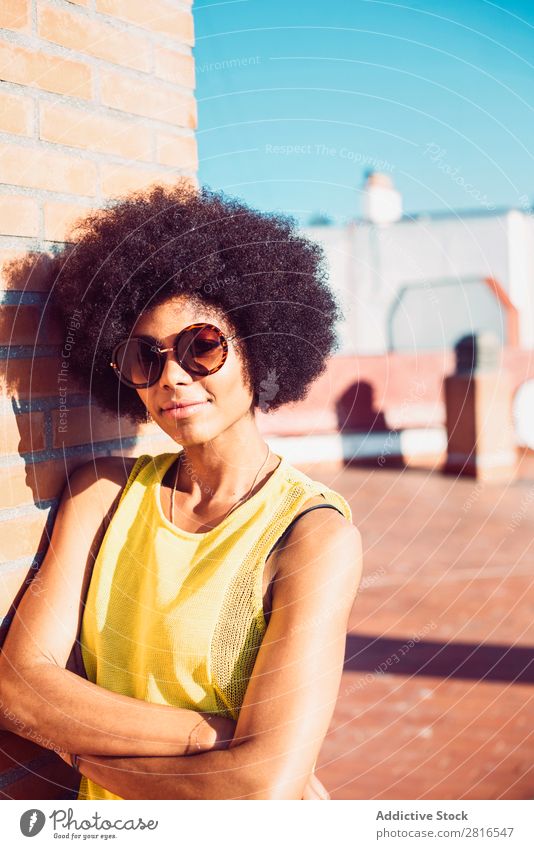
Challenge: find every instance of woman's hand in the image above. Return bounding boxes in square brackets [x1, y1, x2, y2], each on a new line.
[302, 772, 330, 800]
[196, 714, 237, 752]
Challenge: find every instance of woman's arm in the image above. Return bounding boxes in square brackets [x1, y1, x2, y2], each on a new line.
[0, 661, 233, 757]
[72, 511, 363, 799]
[0, 459, 234, 757]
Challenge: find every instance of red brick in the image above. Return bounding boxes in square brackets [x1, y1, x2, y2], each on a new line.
[0, 42, 92, 99]
[0, 464, 37, 510]
[0, 411, 45, 458]
[39, 102, 153, 161]
[0, 0, 30, 32]
[0, 90, 33, 137]
[1, 453, 105, 514]
[0, 196, 39, 239]
[51, 405, 140, 448]
[154, 46, 195, 87]
[37, 2, 152, 73]
[0, 142, 97, 196]
[95, 0, 194, 46]
[0, 512, 50, 562]
[100, 162, 193, 198]
[156, 131, 197, 169]
[0, 566, 33, 620]
[100, 68, 197, 128]
[42, 201, 93, 243]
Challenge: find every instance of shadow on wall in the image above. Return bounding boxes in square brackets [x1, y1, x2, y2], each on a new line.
[1, 250, 145, 647]
[2, 247, 156, 465]
[336, 381, 388, 433]
[1, 253, 66, 641]
[1, 251, 84, 494]
[335, 380, 408, 470]
[0, 251, 97, 799]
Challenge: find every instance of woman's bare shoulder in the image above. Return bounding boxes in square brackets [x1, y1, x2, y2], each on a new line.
[269, 493, 361, 596]
[69, 455, 138, 484]
[65, 455, 139, 519]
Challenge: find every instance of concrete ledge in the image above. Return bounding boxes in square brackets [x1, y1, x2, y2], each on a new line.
[266, 427, 448, 466]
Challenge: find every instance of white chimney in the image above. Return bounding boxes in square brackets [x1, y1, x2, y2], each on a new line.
[362, 170, 402, 225]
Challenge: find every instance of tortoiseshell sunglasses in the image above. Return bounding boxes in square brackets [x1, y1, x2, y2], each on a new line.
[110, 323, 238, 388]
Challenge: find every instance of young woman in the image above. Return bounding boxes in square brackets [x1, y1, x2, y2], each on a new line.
[0, 181, 362, 800]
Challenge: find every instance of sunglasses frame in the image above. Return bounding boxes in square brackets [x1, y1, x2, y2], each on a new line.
[109, 322, 239, 389]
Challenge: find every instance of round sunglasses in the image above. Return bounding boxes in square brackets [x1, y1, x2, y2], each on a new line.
[109, 322, 238, 388]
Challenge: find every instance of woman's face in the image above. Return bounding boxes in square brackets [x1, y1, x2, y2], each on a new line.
[131, 295, 255, 445]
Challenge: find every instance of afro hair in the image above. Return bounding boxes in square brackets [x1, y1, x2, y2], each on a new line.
[49, 179, 343, 424]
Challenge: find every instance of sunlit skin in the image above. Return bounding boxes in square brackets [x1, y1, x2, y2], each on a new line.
[0, 293, 362, 799]
[132, 295, 285, 527]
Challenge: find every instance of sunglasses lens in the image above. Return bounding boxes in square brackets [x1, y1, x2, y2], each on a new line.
[114, 338, 161, 386]
[112, 325, 229, 386]
[176, 325, 226, 375]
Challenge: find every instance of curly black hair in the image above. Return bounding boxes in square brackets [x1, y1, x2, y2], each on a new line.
[49, 179, 343, 424]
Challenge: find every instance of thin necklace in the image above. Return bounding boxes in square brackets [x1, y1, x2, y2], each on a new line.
[169, 443, 272, 528]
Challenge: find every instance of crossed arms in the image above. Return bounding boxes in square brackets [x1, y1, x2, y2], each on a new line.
[0, 459, 362, 799]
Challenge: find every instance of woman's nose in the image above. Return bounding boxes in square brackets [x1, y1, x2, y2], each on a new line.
[158, 352, 194, 386]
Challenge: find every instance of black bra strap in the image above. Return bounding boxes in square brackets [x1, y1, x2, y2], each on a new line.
[265, 503, 345, 562]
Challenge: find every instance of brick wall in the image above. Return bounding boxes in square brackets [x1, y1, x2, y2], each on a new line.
[0, 0, 197, 798]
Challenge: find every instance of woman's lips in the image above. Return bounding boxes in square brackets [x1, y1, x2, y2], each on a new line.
[161, 401, 210, 420]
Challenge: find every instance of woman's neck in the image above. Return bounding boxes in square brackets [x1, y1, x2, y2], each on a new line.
[171, 422, 278, 506]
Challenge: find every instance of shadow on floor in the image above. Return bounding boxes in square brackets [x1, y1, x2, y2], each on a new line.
[344, 634, 534, 684]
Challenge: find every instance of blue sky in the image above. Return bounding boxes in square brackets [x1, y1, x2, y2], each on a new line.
[193, 0, 534, 226]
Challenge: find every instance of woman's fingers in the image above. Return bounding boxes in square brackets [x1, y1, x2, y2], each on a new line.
[302, 776, 318, 799]
[310, 772, 330, 799]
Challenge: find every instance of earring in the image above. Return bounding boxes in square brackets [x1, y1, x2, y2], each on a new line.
[146, 408, 152, 424]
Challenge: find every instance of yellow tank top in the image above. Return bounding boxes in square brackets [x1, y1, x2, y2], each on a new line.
[78, 450, 352, 800]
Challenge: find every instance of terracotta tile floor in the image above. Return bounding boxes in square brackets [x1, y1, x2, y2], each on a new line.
[301, 452, 534, 800]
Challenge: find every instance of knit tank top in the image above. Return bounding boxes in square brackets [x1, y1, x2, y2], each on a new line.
[77, 450, 352, 800]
